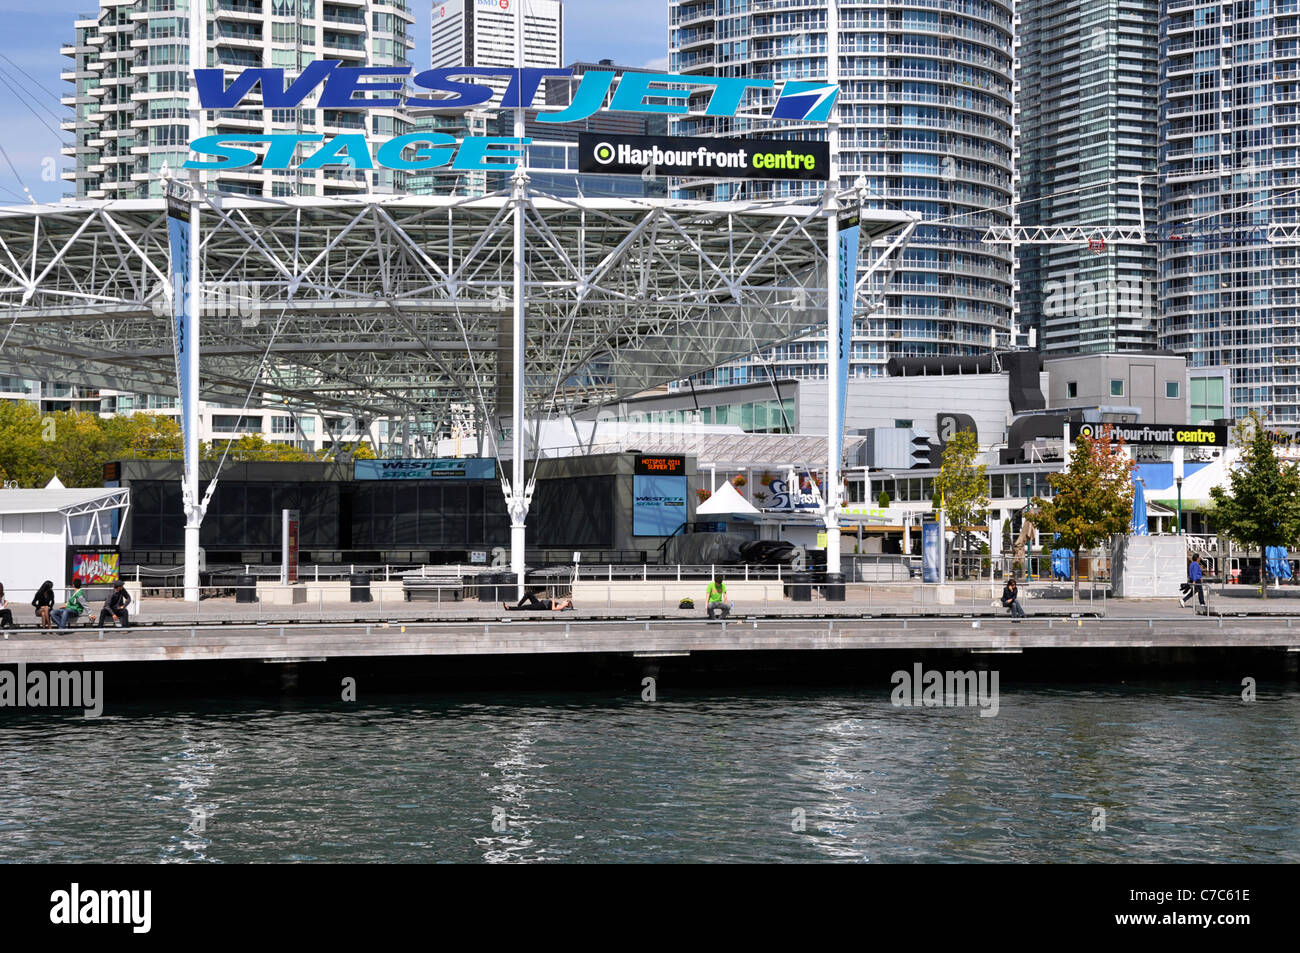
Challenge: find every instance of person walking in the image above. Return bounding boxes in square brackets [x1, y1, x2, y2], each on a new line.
[0, 584, 14, 629]
[97, 581, 132, 628]
[51, 578, 87, 630]
[31, 580, 54, 629]
[1001, 575, 1026, 621]
[1181, 553, 1206, 610]
[706, 574, 732, 620]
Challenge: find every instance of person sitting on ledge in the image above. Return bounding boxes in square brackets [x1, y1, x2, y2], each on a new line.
[0, 583, 14, 629]
[97, 581, 132, 628]
[506, 588, 573, 611]
[51, 577, 87, 630]
[1000, 575, 1026, 621]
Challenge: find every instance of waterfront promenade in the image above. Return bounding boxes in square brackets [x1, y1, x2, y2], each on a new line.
[4, 587, 1300, 667]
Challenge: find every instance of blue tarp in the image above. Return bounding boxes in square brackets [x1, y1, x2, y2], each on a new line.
[1266, 546, 1293, 580]
[1051, 548, 1074, 581]
[1131, 479, 1149, 536]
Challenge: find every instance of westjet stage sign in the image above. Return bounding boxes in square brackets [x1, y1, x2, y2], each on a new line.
[184, 62, 838, 173]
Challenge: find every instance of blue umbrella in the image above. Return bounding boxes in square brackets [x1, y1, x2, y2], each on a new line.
[1051, 548, 1073, 580]
[1265, 546, 1293, 580]
[1131, 478, 1149, 536]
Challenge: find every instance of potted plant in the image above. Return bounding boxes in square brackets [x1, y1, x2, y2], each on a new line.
[696, 488, 712, 502]
[878, 490, 891, 509]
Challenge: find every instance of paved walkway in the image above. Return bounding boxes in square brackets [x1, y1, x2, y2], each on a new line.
[11, 584, 1300, 633]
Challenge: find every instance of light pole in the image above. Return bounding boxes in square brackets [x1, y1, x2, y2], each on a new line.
[1175, 476, 1183, 535]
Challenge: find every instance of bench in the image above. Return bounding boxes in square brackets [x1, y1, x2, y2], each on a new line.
[401, 577, 464, 602]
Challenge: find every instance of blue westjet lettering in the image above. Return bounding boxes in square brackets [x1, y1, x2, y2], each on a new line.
[194, 62, 838, 123]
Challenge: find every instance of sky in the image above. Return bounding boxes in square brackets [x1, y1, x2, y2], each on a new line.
[0, 0, 671, 205]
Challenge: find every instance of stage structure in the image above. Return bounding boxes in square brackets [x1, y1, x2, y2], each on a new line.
[0, 188, 916, 593]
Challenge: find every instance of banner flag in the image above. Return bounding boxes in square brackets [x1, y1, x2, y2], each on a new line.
[166, 192, 194, 480]
[833, 206, 861, 474]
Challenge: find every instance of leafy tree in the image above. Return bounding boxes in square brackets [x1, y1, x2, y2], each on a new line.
[932, 429, 989, 576]
[877, 489, 891, 509]
[1030, 425, 1135, 600]
[203, 434, 318, 462]
[100, 412, 182, 460]
[1208, 411, 1300, 598]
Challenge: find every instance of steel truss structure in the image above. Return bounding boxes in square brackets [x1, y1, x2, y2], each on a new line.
[0, 188, 914, 437]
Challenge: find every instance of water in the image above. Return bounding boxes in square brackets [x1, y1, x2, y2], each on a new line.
[2, 683, 1297, 863]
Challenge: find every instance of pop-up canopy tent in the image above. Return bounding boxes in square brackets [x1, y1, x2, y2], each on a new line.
[696, 481, 761, 518]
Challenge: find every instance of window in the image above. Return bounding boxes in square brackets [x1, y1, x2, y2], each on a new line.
[1190, 376, 1226, 422]
[1165, 381, 1180, 399]
[895, 419, 913, 428]
[1110, 380, 1125, 397]
[1066, 381, 1078, 398]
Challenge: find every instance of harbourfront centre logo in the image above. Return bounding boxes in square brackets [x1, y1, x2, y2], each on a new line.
[185, 62, 838, 173]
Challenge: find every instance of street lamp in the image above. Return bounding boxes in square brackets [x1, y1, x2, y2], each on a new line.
[1175, 476, 1183, 535]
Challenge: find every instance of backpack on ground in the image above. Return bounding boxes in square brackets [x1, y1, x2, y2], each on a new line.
[679, 597, 694, 609]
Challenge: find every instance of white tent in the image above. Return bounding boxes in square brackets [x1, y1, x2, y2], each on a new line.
[696, 480, 761, 517]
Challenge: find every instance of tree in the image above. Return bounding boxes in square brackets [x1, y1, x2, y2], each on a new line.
[1030, 425, 1135, 600]
[100, 412, 182, 460]
[932, 429, 989, 576]
[202, 434, 318, 462]
[877, 489, 891, 509]
[1208, 411, 1300, 598]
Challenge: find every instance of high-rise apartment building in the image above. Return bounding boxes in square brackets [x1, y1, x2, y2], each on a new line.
[666, 0, 1015, 386]
[1017, 0, 1160, 355]
[61, 0, 415, 200]
[1159, 0, 1300, 423]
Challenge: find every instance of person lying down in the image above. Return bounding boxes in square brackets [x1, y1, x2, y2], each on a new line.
[504, 588, 574, 611]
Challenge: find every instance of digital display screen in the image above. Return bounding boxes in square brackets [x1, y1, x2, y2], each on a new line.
[634, 455, 685, 476]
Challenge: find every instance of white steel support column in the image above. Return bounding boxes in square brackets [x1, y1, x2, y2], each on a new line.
[182, 0, 204, 602]
[823, 0, 842, 577]
[507, 4, 528, 599]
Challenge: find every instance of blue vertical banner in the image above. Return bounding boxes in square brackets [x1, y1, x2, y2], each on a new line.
[166, 192, 194, 477]
[833, 206, 860, 471]
[922, 520, 940, 583]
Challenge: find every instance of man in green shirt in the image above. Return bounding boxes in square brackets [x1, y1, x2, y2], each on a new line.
[52, 578, 87, 630]
[706, 574, 732, 620]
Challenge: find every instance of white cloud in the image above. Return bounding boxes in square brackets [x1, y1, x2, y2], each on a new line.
[643, 55, 670, 71]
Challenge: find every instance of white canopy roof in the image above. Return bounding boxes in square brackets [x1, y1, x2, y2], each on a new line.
[0, 487, 129, 516]
[697, 480, 761, 516]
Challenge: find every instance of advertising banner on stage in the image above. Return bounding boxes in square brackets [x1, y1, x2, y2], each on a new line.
[922, 521, 940, 583]
[354, 458, 498, 480]
[578, 133, 829, 181]
[833, 206, 861, 471]
[166, 192, 194, 477]
[633, 473, 688, 536]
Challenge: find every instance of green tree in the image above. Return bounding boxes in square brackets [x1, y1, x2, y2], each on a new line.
[1030, 425, 1135, 600]
[0, 400, 48, 486]
[203, 434, 318, 462]
[932, 429, 989, 576]
[1208, 411, 1300, 598]
[100, 412, 182, 461]
[877, 489, 891, 509]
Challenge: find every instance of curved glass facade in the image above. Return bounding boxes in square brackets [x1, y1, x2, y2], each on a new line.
[668, 0, 1015, 382]
[1159, 0, 1300, 422]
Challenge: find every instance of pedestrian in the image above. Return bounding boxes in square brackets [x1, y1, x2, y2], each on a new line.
[31, 580, 54, 629]
[51, 577, 87, 630]
[97, 581, 132, 628]
[0, 584, 13, 629]
[1181, 553, 1206, 610]
[1001, 575, 1026, 621]
[706, 574, 732, 619]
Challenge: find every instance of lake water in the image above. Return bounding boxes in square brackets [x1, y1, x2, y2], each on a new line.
[1, 682, 1297, 863]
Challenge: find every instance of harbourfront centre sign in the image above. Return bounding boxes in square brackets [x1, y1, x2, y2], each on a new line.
[183, 62, 838, 174]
